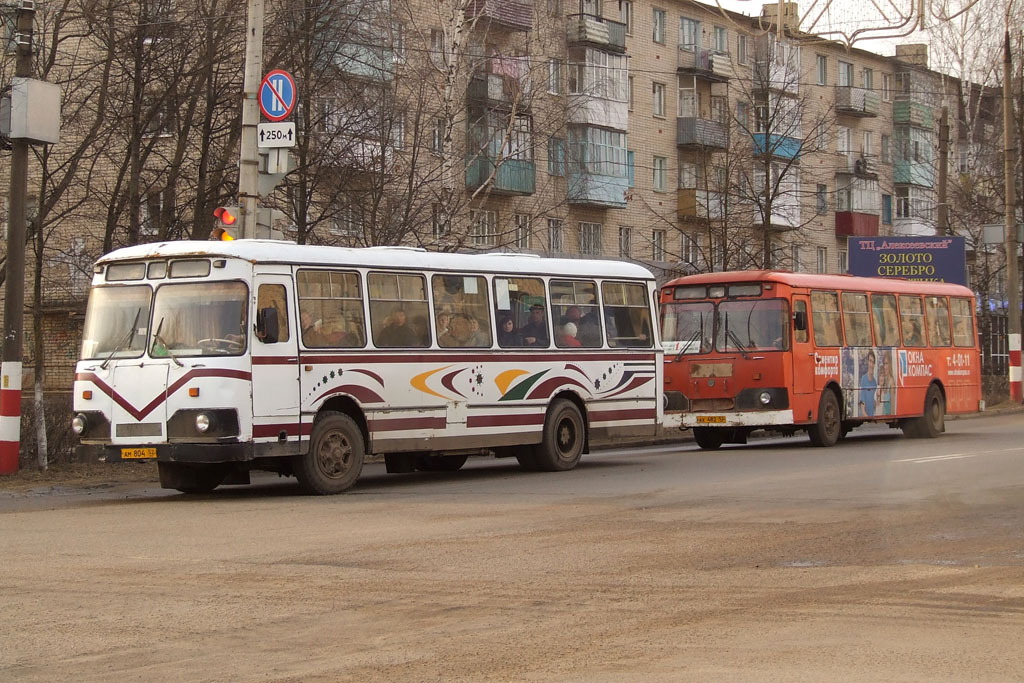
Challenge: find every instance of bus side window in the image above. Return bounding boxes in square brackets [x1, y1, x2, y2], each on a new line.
[950, 297, 975, 347]
[296, 270, 365, 348]
[810, 291, 842, 347]
[899, 295, 926, 347]
[793, 300, 808, 344]
[602, 281, 653, 348]
[925, 296, 952, 347]
[550, 279, 601, 348]
[432, 274, 492, 348]
[870, 294, 900, 347]
[841, 293, 872, 347]
[368, 272, 430, 348]
[256, 284, 289, 344]
[494, 277, 548, 348]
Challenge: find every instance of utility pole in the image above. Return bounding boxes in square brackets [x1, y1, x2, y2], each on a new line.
[239, 0, 265, 239]
[1004, 30, 1021, 403]
[937, 106, 949, 235]
[0, 3, 35, 475]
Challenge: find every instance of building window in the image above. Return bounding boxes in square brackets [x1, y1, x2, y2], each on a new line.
[652, 8, 665, 43]
[619, 0, 633, 34]
[431, 118, 445, 153]
[652, 229, 666, 261]
[680, 232, 698, 266]
[882, 194, 892, 224]
[838, 60, 853, 87]
[816, 55, 827, 85]
[896, 187, 911, 218]
[816, 246, 827, 273]
[882, 73, 893, 101]
[652, 82, 665, 117]
[677, 85, 698, 117]
[678, 160, 696, 189]
[816, 184, 828, 214]
[628, 75, 634, 110]
[653, 156, 667, 191]
[710, 96, 727, 123]
[958, 148, 969, 173]
[713, 26, 727, 53]
[548, 59, 562, 94]
[514, 214, 531, 249]
[627, 150, 635, 186]
[837, 126, 852, 156]
[836, 187, 851, 211]
[881, 134, 890, 163]
[430, 28, 444, 65]
[432, 204, 448, 239]
[470, 209, 497, 247]
[392, 22, 405, 62]
[862, 131, 873, 156]
[814, 122, 828, 150]
[618, 226, 632, 258]
[736, 101, 750, 130]
[548, 217, 563, 251]
[679, 17, 699, 51]
[737, 35, 748, 64]
[791, 245, 802, 272]
[838, 249, 848, 273]
[548, 137, 566, 175]
[862, 68, 873, 89]
[580, 222, 603, 255]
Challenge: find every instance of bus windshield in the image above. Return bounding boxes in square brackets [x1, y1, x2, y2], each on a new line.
[80, 285, 153, 360]
[660, 302, 714, 354]
[717, 299, 789, 352]
[149, 282, 249, 357]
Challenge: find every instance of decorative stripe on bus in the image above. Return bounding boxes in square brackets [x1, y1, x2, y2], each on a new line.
[262, 351, 659, 365]
[589, 408, 657, 422]
[75, 369, 252, 421]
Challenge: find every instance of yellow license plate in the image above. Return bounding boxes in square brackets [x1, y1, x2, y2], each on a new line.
[696, 415, 727, 424]
[121, 447, 157, 460]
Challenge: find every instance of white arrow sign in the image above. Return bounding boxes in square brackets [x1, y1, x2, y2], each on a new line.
[257, 122, 296, 148]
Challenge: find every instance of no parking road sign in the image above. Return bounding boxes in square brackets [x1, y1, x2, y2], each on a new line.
[259, 69, 296, 122]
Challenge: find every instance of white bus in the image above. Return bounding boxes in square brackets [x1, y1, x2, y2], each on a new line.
[73, 241, 663, 494]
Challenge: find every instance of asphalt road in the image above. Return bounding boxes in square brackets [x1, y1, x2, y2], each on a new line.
[2, 412, 1023, 681]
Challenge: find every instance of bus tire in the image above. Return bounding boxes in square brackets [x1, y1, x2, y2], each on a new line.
[693, 428, 723, 450]
[159, 462, 225, 494]
[916, 384, 946, 438]
[532, 399, 585, 472]
[808, 389, 841, 447]
[294, 412, 364, 494]
[416, 454, 468, 472]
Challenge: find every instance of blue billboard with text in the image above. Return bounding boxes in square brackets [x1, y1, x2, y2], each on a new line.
[848, 236, 967, 286]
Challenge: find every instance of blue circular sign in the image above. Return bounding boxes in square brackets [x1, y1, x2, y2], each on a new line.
[259, 70, 296, 122]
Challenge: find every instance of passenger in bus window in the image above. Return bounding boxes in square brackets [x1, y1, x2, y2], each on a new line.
[497, 315, 523, 346]
[436, 310, 451, 339]
[558, 322, 582, 347]
[467, 315, 489, 346]
[301, 309, 328, 347]
[377, 308, 419, 347]
[411, 314, 430, 346]
[439, 313, 474, 348]
[519, 304, 549, 346]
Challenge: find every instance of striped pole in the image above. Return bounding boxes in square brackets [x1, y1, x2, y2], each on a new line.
[0, 362, 22, 473]
[1011, 334, 1022, 403]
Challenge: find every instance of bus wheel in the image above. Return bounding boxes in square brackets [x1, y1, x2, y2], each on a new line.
[808, 390, 841, 447]
[917, 385, 946, 438]
[416, 454, 468, 472]
[158, 462, 225, 494]
[693, 428, 723, 450]
[294, 412, 364, 494]
[533, 399, 585, 472]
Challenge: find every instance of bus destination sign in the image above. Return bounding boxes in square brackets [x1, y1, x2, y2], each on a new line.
[848, 236, 967, 286]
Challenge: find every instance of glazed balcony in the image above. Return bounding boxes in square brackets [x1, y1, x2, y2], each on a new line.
[677, 188, 724, 220]
[893, 101, 934, 127]
[835, 86, 880, 117]
[753, 133, 801, 159]
[676, 48, 732, 82]
[567, 171, 629, 208]
[567, 14, 626, 53]
[466, 156, 536, 195]
[464, 0, 533, 32]
[467, 61, 531, 113]
[835, 211, 880, 237]
[894, 160, 935, 187]
[677, 117, 727, 149]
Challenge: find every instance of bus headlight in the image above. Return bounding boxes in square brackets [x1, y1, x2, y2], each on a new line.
[195, 413, 213, 434]
[71, 413, 87, 435]
[759, 391, 772, 406]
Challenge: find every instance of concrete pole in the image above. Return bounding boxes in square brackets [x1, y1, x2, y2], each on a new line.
[937, 106, 949, 235]
[239, 0, 264, 239]
[1004, 31, 1021, 403]
[1, 4, 35, 475]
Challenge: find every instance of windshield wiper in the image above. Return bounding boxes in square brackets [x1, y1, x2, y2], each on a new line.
[727, 328, 750, 359]
[151, 317, 183, 367]
[100, 308, 142, 370]
[676, 328, 704, 361]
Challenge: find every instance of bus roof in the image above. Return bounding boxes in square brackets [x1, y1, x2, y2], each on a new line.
[662, 270, 975, 297]
[98, 240, 656, 281]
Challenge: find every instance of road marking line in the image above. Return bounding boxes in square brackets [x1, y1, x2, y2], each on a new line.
[894, 447, 1024, 464]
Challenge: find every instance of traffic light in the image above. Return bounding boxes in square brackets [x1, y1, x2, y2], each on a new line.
[212, 206, 239, 241]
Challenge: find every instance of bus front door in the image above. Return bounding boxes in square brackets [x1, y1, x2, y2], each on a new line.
[791, 296, 814, 396]
[251, 272, 301, 441]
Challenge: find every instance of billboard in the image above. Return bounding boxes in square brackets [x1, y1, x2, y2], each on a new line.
[848, 236, 967, 286]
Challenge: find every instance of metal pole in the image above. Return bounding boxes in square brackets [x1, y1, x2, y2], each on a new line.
[1004, 30, 1021, 403]
[239, 0, 264, 239]
[1, 3, 35, 475]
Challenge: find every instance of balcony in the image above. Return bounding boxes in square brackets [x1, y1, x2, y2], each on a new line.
[676, 117, 727, 149]
[761, 201, 800, 230]
[677, 188, 724, 220]
[567, 14, 626, 53]
[464, 0, 533, 32]
[568, 171, 629, 208]
[893, 100, 934, 127]
[753, 133, 801, 159]
[676, 48, 732, 82]
[835, 211, 880, 237]
[337, 43, 393, 82]
[567, 93, 628, 130]
[835, 86, 880, 117]
[894, 160, 935, 187]
[466, 156, 536, 195]
[835, 153, 879, 178]
[467, 62, 531, 113]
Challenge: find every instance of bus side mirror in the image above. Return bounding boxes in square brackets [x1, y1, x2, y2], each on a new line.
[256, 307, 280, 344]
[793, 311, 808, 331]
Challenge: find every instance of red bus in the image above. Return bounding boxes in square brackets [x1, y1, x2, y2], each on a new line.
[659, 271, 982, 449]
